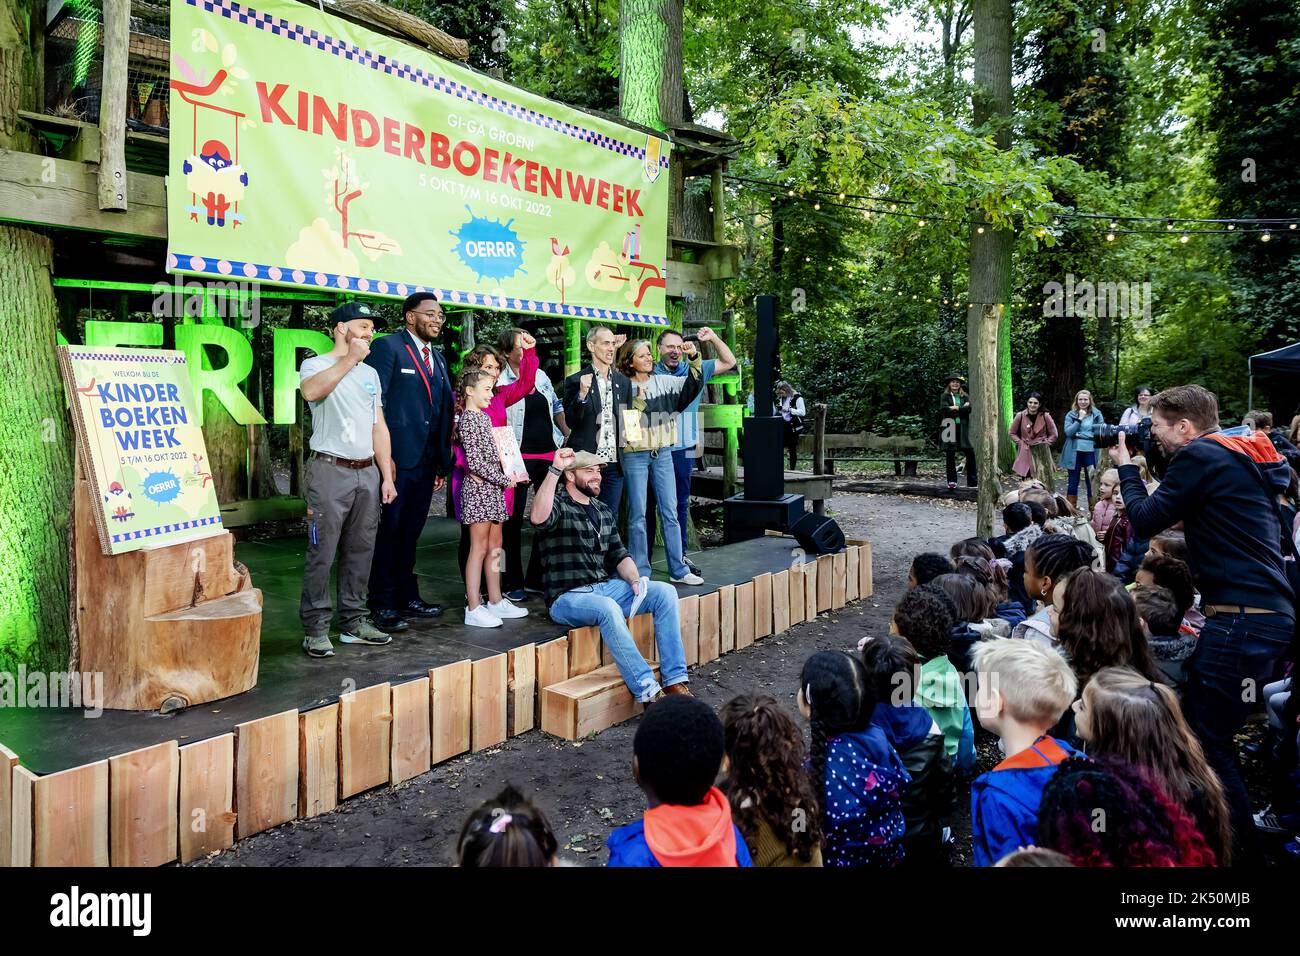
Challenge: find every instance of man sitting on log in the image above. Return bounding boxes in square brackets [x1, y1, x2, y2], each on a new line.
[530, 447, 691, 703]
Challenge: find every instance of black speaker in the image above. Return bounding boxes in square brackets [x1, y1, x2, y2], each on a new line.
[789, 513, 845, 555]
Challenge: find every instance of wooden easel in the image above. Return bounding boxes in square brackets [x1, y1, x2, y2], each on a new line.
[72, 451, 263, 712]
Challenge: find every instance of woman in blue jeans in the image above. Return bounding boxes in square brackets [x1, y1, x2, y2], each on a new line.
[617, 339, 704, 585]
[1059, 389, 1105, 511]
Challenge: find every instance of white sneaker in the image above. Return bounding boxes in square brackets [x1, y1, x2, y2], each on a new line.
[464, 605, 503, 628]
[670, 572, 704, 585]
[487, 598, 529, 619]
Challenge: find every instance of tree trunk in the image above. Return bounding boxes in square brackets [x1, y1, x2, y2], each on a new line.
[0, 0, 75, 673]
[968, 0, 1014, 535]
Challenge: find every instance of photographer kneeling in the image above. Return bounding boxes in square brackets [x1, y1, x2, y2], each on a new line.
[1107, 384, 1296, 863]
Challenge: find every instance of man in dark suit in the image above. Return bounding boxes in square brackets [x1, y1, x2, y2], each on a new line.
[562, 326, 632, 512]
[363, 291, 454, 630]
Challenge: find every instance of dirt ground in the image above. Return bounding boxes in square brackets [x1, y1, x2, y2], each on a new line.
[190, 490, 1281, 867]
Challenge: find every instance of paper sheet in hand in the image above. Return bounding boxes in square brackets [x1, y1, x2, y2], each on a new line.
[628, 576, 650, 619]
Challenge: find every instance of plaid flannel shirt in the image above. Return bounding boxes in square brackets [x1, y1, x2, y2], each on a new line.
[535, 485, 632, 606]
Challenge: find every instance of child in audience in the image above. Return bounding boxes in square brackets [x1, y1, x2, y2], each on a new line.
[994, 847, 1074, 867]
[951, 538, 1025, 628]
[1013, 534, 1096, 646]
[719, 694, 823, 867]
[1091, 468, 1120, 541]
[799, 650, 910, 867]
[1109, 493, 1150, 584]
[893, 586, 976, 774]
[931, 571, 997, 673]
[1148, 529, 1190, 565]
[1103, 491, 1134, 575]
[1073, 666, 1231, 863]
[969, 638, 1081, 866]
[1135, 553, 1201, 635]
[607, 696, 753, 867]
[908, 552, 954, 589]
[861, 634, 956, 866]
[996, 502, 1041, 612]
[1132, 584, 1197, 691]
[1052, 568, 1161, 688]
[457, 784, 559, 867]
[1038, 755, 1217, 866]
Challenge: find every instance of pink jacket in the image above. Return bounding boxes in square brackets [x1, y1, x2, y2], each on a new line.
[451, 346, 537, 520]
[1009, 410, 1059, 478]
[1090, 497, 1117, 539]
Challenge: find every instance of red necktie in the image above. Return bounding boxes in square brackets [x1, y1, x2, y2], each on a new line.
[421, 345, 435, 379]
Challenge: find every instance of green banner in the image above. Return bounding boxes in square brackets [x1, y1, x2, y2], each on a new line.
[167, 0, 672, 326]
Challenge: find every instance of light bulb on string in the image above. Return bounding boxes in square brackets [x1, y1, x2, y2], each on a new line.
[1262, 232, 1272, 242]
[1106, 232, 1115, 241]
[1291, 224, 1298, 230]
[1180, 233, 1189, 243]
[1227, 224, 1235, 231]
[918, 219, 926, 227]
[813, 202, 821, 210]
[977, 226, 985, 234]
[838, 192, 846, 200]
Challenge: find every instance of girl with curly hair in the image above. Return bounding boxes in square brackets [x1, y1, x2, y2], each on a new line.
[1038, 755, 1218, 866]
[719, 694, 823, 866]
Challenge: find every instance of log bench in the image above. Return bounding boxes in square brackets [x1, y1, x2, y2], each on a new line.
[540, 662, 659, 741]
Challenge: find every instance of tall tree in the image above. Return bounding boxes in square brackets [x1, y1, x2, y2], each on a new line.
[0, 0, 75, 671]
[967, 0, 1014, 533]
[1201, 0, 1300, 416]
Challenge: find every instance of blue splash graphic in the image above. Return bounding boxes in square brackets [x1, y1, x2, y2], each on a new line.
[141, 471, 182, 504]
[449, 206, 526, 282]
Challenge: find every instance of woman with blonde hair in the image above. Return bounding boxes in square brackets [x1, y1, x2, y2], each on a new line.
[1073, 666, 1232, 863]
[1058, 389, 1105, 512]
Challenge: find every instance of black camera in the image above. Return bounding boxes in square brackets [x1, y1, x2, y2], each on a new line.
[1094, 417, 1168, 478]
[1094, 417, 1153, 453]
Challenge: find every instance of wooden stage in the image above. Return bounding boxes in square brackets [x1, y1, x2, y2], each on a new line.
[0, 517, 873, 867]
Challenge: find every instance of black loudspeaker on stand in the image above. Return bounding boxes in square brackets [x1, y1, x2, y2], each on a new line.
[790, 512, 846, 555]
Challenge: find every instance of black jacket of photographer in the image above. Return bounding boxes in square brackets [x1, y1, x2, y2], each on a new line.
[1118, 431, 1295, 617]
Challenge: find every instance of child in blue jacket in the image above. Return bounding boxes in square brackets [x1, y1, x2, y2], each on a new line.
[607, 695, 753, 867]
[799, 650, 911, 867]
[969, 638, 1081, 866]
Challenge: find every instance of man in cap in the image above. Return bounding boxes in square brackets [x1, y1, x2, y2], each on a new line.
[364, 291, 456, 631]
[529, 447, 690, 703]
[297, 301, 397, 657]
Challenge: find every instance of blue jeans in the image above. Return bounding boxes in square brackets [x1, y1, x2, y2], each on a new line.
[598, 460, 625, 516]
[1183, 609, 1294, 863]
[1066, 450, 1096, 498]
[647, 448, 694, 557]
[549, 578, 689, 701]
[622, 450, 689, 578]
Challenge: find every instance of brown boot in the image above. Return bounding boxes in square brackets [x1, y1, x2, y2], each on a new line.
[663, 683, 694, 697]
[1066, 494, 1078, 512]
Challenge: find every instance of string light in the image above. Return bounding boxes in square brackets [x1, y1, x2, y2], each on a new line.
[1227, 224, 1235, 230]
[918, 218, 926, 226]
[1106, 232, 1115, 241]
[1180, 233, 1190, 243]
[976, 226, 984, 234]
[1262, 231, 1272, 242]
[1291, 224, 1298, 230]
[813, 202, 821, 210]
